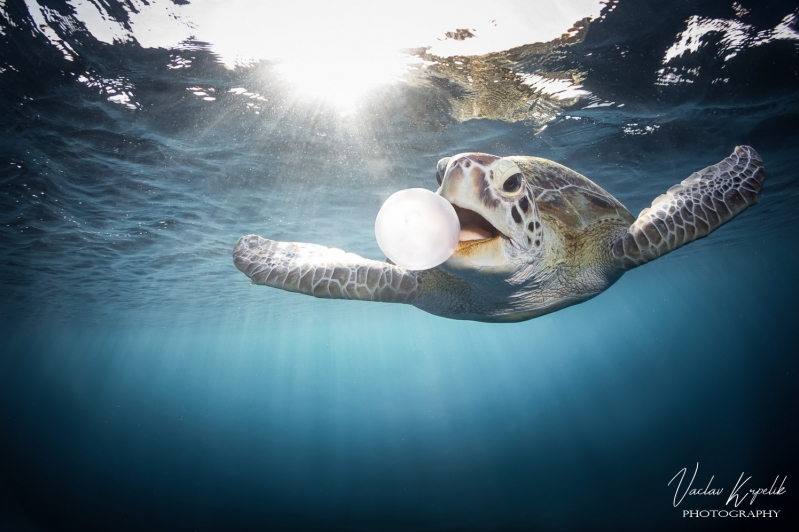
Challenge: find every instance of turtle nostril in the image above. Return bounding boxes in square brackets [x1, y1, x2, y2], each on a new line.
[502, 173, 523, 193]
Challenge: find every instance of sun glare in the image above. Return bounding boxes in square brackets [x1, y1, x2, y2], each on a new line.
[65, 0, 605, 113]
[272, 49, 420, 112]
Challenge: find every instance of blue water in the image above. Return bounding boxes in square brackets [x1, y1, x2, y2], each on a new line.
[1, 1, 798, 530]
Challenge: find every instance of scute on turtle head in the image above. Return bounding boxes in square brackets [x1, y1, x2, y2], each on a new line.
[509, 157, 635, 229]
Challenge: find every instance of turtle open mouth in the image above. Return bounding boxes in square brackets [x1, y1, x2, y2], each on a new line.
[452, 205, 502, 246]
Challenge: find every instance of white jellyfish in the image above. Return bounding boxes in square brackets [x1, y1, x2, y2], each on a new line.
[375, 188, 460, 270]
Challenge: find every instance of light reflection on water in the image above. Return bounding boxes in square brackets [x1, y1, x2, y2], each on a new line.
[29, 0, 608, 115]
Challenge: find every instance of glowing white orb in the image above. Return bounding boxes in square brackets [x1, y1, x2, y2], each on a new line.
[375, 188, 460, 270]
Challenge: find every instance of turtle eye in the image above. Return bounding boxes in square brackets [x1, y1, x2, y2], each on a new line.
[502, 173, 523, 193]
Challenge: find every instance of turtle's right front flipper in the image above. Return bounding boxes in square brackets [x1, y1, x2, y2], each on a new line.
[233, 235, 422, 303]
[611, 146, 765, 269]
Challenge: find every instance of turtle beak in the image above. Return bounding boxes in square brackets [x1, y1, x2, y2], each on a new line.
[452, 205, 503, 248]
[440, 204, 511, 273]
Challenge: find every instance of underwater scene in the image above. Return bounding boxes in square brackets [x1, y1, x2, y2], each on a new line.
[1, 0, 798, 530]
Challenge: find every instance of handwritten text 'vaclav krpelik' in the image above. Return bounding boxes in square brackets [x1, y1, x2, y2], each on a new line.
[668, 463, 786, 509]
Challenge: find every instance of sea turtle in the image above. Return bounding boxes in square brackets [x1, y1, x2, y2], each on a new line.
[233, 146, 765, 322]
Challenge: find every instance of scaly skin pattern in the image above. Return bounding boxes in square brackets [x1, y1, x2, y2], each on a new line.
[233, 237, 423, 303]
[609, 146, 765, 268]
[232, 146, 765, 323]
[232, 236, 473, 311]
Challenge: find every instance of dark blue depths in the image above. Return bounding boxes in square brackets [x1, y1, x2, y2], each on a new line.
[1, 1, 798, 530]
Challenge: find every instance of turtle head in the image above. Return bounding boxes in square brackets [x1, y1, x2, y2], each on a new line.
[435, 153, 544, 277]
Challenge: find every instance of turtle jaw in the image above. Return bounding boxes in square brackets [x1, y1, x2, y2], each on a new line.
[439, 203, 514, 276]
[453, 204, 505, 247]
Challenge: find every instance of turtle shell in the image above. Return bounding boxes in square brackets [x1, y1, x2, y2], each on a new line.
[510, 156, 635, 229]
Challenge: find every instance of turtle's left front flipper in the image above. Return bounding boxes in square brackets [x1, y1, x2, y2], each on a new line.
[233, 235, 421, 303]
[611, 146, 765, 269]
